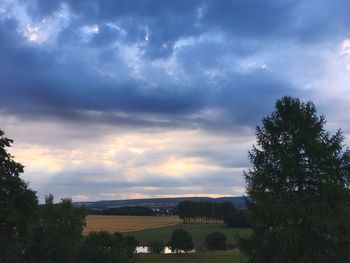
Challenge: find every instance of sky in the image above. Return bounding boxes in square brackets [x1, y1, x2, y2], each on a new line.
[1, 0, 350, 202]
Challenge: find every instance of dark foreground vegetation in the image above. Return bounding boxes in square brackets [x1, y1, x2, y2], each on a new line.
[239, 97, 350, 262]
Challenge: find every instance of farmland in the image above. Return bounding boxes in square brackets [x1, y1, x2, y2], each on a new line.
[126, 223, 251, 247]
[83, 215, 251, 262]
[84, 215, 251, 246]
[83, 215, 181, 235]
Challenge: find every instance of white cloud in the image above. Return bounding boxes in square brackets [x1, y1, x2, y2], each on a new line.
[174, 37, 197, 50]
[152, 54, 180, 77]
[24, 24, 40, 42]
[82, 24, 99, 34]
[5, 1, 72, 45]
[341, 39, 350, 56]
[119, 43, 145, 79]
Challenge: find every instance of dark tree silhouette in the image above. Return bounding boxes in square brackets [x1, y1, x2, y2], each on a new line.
[239, 97, 350, 262]
[177, 200, 193, 223]
[148, 240, 164, 254]
[167, 229, 194, 253]
[0, 129, 37, 263]
[78, 231, 137, 263]
[88, 206, 154, 216]
[26, 195, 86, 263]
[177, 201, 236, 223]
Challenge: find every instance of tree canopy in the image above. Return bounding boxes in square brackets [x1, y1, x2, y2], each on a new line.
[239, 96, 350, 262]
[167, 229, 194, 253]
[78, 231, 137, 263]
[177, 201, 235, 223]
[0, 129, 37, 263]
[26, 195, 86, 263]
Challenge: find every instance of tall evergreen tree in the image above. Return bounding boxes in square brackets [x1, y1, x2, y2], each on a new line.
[239, 97, 350, 262]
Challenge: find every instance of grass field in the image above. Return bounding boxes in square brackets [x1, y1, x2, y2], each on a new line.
[126, 223, 252, 246]
[83, 215, 181, 235]
[137, 251, 243, 263]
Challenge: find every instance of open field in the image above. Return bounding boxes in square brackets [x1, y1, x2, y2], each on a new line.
[83, 215, 181, 235]
[126, 223, 252, 246]
[137, 251, 243, 263]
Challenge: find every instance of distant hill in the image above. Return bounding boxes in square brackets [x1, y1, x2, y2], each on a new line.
[74, 196, 246, 209]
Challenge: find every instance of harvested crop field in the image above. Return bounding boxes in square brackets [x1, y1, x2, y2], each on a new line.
[83, 215, 181, 235]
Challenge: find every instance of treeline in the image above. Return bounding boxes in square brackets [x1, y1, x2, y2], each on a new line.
[177, 201, 235, 223]
[27, 195, 139, 263]
[88, 206, 155, 216]
[177, 200, 250, 227]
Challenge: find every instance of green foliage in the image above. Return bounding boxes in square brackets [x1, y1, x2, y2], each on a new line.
[224, 210, 251, 228]
[124, 235, 139, 258]
[206, 232, 227, 250]
[239, 96, 350, 262]
[0, 129, 38, 263]
[26, 195, 86, 263]
[78, 231, 137, 263]
[167, 229, 194, 253]
[148, 240, 164, 253]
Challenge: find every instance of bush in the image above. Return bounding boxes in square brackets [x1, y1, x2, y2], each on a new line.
[148, 240, 164, 253]
[167, 229, 193, 253]
[206, 232, 227, 251]
[78, 232, 138, 263]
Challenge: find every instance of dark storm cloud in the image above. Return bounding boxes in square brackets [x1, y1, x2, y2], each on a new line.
[3, 0, 343, 115]
[0, 13, 295, 134]
[26, 0, 350, 54]
[0, 18, 200, 116]
[1, 0, 348, 201]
